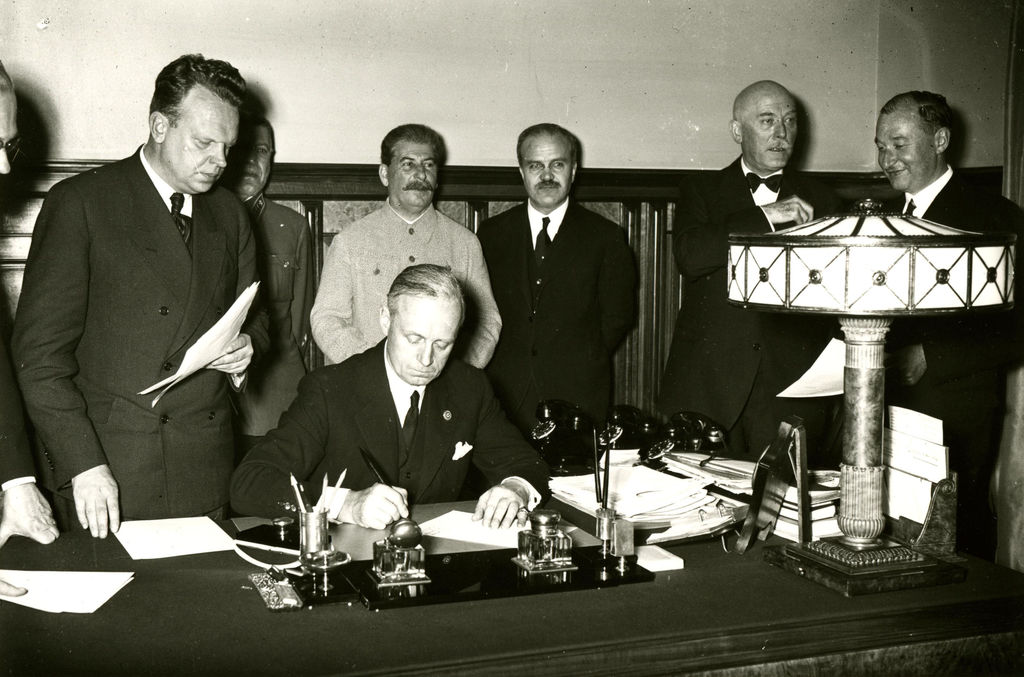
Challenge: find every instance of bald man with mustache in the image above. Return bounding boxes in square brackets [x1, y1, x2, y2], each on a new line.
[659, 80, 841, 462]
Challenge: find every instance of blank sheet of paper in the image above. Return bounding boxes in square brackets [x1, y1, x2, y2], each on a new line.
[419, 510, 522, 549]
[115, 517, 235, 559]
[0, 570, 133, 613]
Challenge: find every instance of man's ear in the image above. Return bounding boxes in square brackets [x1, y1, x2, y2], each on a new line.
[933, 126, 950, 155]
[379, 306, 391, 336]
[378, 164, 389, 188]
[149, 111, 169, 143]
[729, 119, 742, 145]
[570, 162, 578, 184]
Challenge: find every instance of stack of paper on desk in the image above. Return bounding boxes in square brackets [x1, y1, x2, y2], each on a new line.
[549, 465, 713, 527]
[0, 570, 134, 613]
[660, 453, 756, 495]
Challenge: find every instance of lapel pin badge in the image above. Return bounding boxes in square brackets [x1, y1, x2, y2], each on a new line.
[442, 410, 452, 421]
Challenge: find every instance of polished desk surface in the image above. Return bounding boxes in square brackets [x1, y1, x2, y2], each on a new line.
[2, 501, 1024, 677]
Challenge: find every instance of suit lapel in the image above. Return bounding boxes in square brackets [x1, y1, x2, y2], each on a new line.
[410, 373, 457, 498]
[355, 346, 402, 482]
[167, 194, 227, 357]
[512, 208, 534, 308]
[536, 202, 587, 294]
[122, 157, 191, 304]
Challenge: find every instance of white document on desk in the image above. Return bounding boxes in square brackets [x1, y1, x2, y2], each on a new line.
[0, 570, 134, 613]
[419, 510, 522, 549]
[636, 545, 685, 572]
[139, 281, 260, 406]
[115, 517, 235, 559]
[777, 337, 845, 398]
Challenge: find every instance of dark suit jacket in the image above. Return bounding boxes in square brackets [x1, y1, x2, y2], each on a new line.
[229, 341, 550, 517]
[885, 173, 1024, 559]
[888, 174, 1024, 398]
[12, 151, 268, 519]
[658, 158, 840, 435]
[0, 334, 34, 484]
[477, 201, 636, 431]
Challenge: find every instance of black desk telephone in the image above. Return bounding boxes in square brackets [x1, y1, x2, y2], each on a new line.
[530, 400, 594, 475]
[641, 411, 726, 466]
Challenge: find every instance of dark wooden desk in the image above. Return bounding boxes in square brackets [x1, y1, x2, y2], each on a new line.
[2, 504, 1023, 677]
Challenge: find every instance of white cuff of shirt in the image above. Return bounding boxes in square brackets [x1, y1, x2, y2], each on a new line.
[501, 477, 541, 510]
[2, 476, 36, 492]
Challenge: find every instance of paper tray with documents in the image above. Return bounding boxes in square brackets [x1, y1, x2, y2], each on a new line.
[549, 465, 746, 542]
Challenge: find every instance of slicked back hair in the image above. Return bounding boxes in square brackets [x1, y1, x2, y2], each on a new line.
[879, 91, 953, 135]
[149, 54, 246, 124]
[516, 123, 579, 166]
[386, 264, 464, 322]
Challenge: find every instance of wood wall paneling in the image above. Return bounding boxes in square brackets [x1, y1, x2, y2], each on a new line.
[1, 162, 1003, 415]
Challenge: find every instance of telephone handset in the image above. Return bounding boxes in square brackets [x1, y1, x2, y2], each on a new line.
[531, 400, 593, 475]
[641, 411, 726, 465]
[604, 405, 660, 451]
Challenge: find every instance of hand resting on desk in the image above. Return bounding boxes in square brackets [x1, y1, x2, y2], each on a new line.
[0, 483, 60, 596]
[72, 464, 120, 539]
[473, 483, 530, 529]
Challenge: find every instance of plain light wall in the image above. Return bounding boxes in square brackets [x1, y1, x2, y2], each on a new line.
[0, 0, 1012, 171]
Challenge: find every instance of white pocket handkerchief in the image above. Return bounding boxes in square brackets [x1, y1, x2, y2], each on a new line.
[452, 441, 473, 461]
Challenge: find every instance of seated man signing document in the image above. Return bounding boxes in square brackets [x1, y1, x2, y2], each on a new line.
[231, 264, 549, 529]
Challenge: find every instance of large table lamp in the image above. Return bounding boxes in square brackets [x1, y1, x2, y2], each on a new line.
[727, 199, 1016, 593]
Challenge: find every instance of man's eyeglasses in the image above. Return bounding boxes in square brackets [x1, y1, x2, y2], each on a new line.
[1, 136, 21, 161]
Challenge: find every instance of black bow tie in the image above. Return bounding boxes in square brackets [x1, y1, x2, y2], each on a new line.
[746, 172, 783, 193]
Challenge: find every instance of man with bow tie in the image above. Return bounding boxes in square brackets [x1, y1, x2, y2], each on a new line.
[658, 80, 840, 460]
[231, 264, 549, 529]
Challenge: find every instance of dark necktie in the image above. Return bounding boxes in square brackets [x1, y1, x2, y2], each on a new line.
[904, 199, 917, 216]
[401, 390, 420, 459]
[746, 172, 783, 193]
[169, 192, 192, 248]
[534, 216, 551, 267]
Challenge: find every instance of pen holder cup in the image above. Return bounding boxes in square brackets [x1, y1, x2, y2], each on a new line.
[299, 511, 330, 556]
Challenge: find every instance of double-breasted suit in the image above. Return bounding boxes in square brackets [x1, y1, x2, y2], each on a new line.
[229, 341, 550, 516]
[12, 151, 268, 520]
[477, 201, 636, 433]
[658, 158, 840, 459]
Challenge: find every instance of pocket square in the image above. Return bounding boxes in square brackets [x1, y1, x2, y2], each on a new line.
[452, 441, 473, 461]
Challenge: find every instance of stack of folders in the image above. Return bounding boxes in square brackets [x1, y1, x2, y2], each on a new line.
[882, 405, 949, 525]
[549, 465, 735, 535]
[773, 472, 842, 542]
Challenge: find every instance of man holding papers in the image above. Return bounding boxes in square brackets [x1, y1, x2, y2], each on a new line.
[231, 265, 549, 529]
[12, 55, 268, 537]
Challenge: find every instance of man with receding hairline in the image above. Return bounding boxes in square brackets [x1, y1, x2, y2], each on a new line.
[876, 90, 1024, 560]
[13, 54, 268, 537]
[233, 264, 548, 530]
[659, 80, 840, 461]
[0, 59, 59, 597]
[478, 123, 636, 434]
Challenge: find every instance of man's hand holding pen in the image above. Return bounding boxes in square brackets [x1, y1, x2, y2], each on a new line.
[338, 484, 409, 530]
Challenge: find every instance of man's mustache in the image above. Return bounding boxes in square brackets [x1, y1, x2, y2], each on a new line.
[535, 180, 561, 190]
[404, 181, 433, 191]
